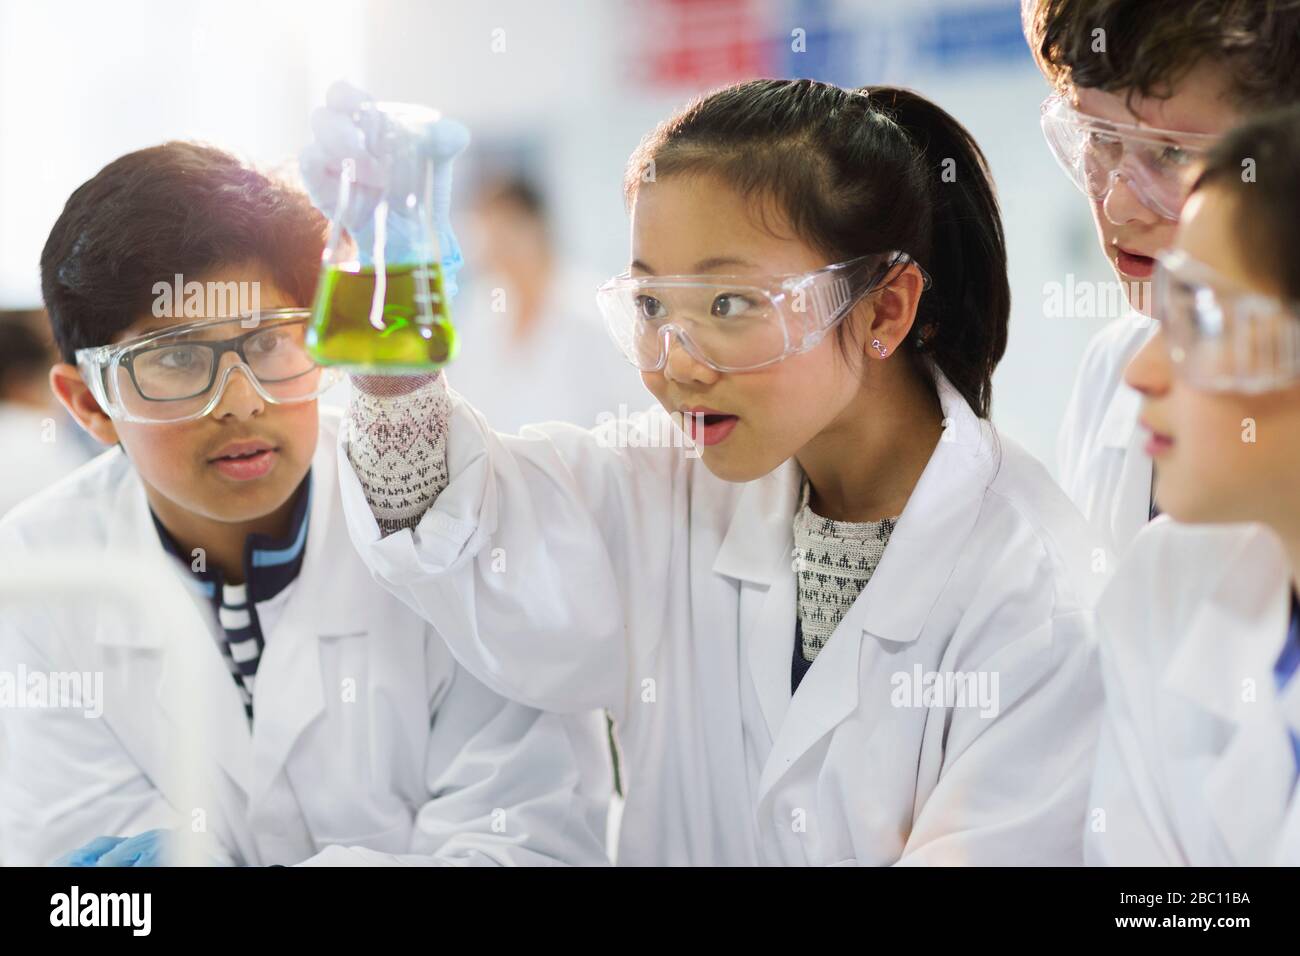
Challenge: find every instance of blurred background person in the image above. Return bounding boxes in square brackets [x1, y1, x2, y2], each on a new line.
[0, 310, 93, 518]
[452, 174, 649, 431]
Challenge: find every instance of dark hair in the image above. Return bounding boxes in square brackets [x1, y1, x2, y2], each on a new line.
[1192, 105, 1300, 299]
[1025, 0, 1300, 110]
[624, 79, 1009, 418]
[0, 310, 54, 396]
[40, 141, 327, 362]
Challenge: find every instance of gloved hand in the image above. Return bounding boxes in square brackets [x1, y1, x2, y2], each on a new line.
[300, 80, 470, 297]
[52, 835, 127, 866]
[52, 829, 229, 867]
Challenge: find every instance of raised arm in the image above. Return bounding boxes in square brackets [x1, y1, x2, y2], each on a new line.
[338, 369, 694, 719]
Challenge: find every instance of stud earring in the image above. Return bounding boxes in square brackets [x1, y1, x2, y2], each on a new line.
[871, 338, 889, 358]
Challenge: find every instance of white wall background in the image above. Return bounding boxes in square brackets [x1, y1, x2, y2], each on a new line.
[0, 0, 1120, 473]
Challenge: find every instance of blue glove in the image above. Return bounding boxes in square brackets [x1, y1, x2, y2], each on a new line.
[53, 829, 227, 867]
[52, 835, 127, 866]
[300, 80, 470, 296]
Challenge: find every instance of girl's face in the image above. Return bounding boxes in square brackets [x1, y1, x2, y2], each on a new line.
[628, 173, 876, 483]
[1126, 185, 1300, 525]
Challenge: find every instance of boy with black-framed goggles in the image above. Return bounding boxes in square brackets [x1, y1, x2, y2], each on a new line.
[1153, 248, 1300, 394]
[1040, 93, 1218, 222]
[595, 250, 926, 373]
[75, 308, 341, 424]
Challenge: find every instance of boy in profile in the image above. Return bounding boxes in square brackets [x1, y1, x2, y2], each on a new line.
[1024, 0, 1300, 553]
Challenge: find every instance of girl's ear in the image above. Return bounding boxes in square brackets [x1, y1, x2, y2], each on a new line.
[865, 262, 926, 359]
[50, 363, 119, 446]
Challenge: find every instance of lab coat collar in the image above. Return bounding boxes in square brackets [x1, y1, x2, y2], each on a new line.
[755, 592, 865, 807]
[1097, 312, 1156, 450]
[146, 473, 314, 613]
[722, 368, 996, 791]
[713, 456, 802, 743]
[714, 367, 992, 630]
[246, 447, 336, 804]
[1097, 383, 1150, 554]
[90, 462, 255, 798]
[91, 467, 174, 649]
[89, 414, 345, 804]
[1093, 313, 1158, 551]
[854, 371, 993, 646]
[1162, 524, 1296, 863]
[1096, 369, 1142, 450]
[1161, 525, 1291, 724]
[712, 459, 803, 586]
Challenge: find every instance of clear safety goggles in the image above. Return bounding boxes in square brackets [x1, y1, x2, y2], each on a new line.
[75, 310, 342, 424]
[1154, 250, 1300, 393]
[595, 251, 924, 373]
[1040, 94, 1217, 221]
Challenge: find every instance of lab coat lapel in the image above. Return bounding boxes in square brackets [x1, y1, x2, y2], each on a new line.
[755, 602, 863, 804]
[248, 609, 325, 806]
[1163, 531, 1294, 864]
[93, 466, 254, 802]
[755, 371, 993, 804]
[714, 458, 803, 743]
[1203, 702, 1294, 865]
[1096, 345, 1153, 552]
[248, 440, 340, 802]
[855, 375, 990, 648]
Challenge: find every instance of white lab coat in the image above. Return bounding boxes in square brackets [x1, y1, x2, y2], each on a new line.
[1087, 518, 1300, 866]
[338, 367, 1107, 865]
[1058, 312, 1158, 556]
[0, 407, 611, 867]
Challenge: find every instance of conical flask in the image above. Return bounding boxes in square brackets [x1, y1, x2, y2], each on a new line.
[307, 102, 458, 372]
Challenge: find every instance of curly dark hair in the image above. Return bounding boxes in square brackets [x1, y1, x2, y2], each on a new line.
[1023, 0, 1300, 109]
[40, 141, 327, 362]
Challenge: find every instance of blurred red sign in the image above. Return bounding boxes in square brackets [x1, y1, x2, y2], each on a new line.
[627, 0, 774, 89]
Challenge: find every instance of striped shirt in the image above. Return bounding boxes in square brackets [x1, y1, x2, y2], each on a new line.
[150, 474, 312, 722]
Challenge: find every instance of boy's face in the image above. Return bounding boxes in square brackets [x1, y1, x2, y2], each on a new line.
[1125, 186, 1300, 525]
[1071, 62, 1243, 315]
[78, 261, 319, 528]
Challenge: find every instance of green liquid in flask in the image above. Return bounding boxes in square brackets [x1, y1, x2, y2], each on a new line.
[308, 262, 457, 372]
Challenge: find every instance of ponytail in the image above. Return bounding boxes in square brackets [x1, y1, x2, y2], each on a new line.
[625, 78, 1010, 417]
[863, 87, 1010, 417]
